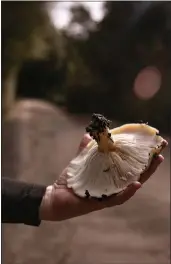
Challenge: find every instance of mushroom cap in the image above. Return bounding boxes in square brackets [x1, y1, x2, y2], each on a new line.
[66, 123, 165, 198]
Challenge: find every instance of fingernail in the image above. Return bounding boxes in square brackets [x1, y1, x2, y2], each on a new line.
[158, 154, 164, 163]
[134, 181, 141, 189]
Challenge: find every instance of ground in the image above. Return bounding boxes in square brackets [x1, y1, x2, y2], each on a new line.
[2, 100, 170, 264]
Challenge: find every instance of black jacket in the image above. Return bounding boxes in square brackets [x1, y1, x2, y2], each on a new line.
[2, 178, 46, 226]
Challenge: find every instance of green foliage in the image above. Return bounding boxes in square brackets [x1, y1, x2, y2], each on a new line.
[65, 2, 171, 132]
[2, 2, 64, 78]
[2, 2, 170, 132]
[1, 1, 66, 113]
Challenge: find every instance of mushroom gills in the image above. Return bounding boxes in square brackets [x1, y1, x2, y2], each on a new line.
[66, 123, 164, 198]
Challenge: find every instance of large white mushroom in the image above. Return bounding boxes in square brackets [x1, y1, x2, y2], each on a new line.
[66, 114, 165, 199]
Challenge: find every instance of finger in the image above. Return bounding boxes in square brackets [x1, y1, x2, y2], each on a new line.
[139, 139, 167, 184]
[77, 133, 92, 154]
[139, 154, 164, 184]
[161, 139, 168, 148]
[156, 139, 168, 154]
[106, 181, 141, 207]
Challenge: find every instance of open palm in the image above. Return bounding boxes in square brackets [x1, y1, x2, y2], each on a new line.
[40, 134, 167, 222]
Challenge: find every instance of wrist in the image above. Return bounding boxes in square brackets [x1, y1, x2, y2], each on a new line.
[39, 185, 54, 221]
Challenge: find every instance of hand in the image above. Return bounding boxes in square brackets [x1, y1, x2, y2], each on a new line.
[39, 134, 168, 222]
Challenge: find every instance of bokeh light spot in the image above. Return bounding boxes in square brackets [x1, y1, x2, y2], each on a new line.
[134, 66, 162, 100]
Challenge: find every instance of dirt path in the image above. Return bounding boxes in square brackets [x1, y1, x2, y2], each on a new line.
[2, 100, 170, 264]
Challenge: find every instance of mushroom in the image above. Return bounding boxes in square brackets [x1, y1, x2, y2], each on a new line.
[66, 114, 166, 198]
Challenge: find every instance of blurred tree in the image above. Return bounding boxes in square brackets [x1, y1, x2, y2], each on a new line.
[66, 2, 140, 114]
[65, 1, 171, 132]
[3, 1, 170, 132]
[1, 1, 65, 115]
[126, 2, 171, 131]
[67, 4, 96, 38]
[63, 6, 100, 112]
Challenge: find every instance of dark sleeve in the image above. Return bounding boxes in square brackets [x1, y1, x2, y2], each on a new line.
[2, 178, 47, 226]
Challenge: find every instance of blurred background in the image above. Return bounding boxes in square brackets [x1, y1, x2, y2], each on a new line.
[1, 1, 170, 264]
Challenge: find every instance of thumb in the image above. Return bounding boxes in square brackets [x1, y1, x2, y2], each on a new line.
[77, 133, 92, 154]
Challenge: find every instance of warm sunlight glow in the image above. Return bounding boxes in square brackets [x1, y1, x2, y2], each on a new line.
[48, 1, 104, 29]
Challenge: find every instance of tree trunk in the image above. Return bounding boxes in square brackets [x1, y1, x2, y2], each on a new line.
[2, 68, 18, 117]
